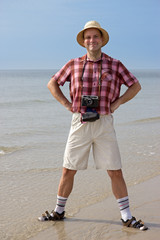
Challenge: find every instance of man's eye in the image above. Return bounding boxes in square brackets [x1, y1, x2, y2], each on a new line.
[85, 36, 91, 40]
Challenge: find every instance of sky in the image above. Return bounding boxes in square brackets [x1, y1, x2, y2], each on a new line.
[0, 0, 160, 70]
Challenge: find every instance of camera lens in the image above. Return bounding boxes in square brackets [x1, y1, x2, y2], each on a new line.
[86, 97, 93, 106]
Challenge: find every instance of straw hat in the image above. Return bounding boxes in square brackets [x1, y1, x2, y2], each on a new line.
[77, 20, 109, 47]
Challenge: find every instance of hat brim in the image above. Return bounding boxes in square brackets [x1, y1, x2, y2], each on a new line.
[77, 27, 109, 47]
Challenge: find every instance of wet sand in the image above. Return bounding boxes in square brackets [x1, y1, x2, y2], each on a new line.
[30, 175, 160, 240]
[1, 70, 160, 240]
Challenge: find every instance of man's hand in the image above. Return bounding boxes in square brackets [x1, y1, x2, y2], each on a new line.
[110, 99, 121, 113]
[64, 101, 73, 112]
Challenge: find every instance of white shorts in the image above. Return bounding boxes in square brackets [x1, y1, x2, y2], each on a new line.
[63, 113, 122, 170]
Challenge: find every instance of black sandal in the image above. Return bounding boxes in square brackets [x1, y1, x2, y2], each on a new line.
[121, 216, 148, 230]
[38, 210, 65, 221]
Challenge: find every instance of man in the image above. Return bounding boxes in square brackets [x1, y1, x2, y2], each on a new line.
[39, 21, 148, 230]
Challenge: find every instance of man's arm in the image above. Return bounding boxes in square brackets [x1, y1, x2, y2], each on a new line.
[110, 82, 141, 113]
[47, 78, 72, 112]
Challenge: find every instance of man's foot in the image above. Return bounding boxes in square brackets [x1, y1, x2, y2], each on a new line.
[38, 210, 65, 221]
[121, 216, 148, 231]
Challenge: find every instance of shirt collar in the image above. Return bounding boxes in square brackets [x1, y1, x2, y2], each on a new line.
[80, 53, 104, 63]
[87, 56, 102, 62]
[79, 53, 111, 63]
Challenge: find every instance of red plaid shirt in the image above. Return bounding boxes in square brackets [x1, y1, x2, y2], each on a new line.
[52, 53, 138, 115]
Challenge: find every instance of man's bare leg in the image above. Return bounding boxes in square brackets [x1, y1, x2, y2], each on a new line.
[107, 169, 133, 221]
[107, 169, 128, 199]
[58, 167, 77, 198]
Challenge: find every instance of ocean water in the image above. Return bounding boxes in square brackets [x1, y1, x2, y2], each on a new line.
[0, 69, 160, 240]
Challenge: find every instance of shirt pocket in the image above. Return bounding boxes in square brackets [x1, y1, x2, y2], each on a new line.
[101, 70, 112, 84]
[101, 70, 115, 100]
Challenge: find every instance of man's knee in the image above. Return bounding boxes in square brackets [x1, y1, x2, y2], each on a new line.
[62, 168, 77, 179]
[107, 169, 123, 179]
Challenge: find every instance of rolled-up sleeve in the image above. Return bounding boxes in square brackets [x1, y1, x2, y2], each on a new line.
[118, 61, 138, 87]
[52, 60, 72, 86]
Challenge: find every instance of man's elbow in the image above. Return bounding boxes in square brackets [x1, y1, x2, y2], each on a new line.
[135, 82, 141, 93]
[47, 78, 56, 90]
[137, 82, 141, 92]
[47, 79, 52, 89]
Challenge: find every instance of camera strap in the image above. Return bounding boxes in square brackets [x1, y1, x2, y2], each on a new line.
[98, 60, 102, 97]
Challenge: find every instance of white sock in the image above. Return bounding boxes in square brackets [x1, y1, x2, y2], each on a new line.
[117, 196, 132, 221]
[54, 195, 67, 214]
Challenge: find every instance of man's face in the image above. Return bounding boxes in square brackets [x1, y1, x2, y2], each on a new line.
[83, 28, 103, 52]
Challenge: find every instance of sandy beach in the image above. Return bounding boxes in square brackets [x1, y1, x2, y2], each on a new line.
[29, 175, 160, 240]
[1, 70, 160, 240]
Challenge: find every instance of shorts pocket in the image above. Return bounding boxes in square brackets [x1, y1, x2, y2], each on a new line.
[71, 113, 81, 128]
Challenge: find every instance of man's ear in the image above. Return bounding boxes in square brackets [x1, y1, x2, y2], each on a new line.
[102, 36, 105, 45]
[83, 39, 85, 47]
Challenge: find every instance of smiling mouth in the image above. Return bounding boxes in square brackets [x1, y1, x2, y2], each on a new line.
[89, 43, 97, 46]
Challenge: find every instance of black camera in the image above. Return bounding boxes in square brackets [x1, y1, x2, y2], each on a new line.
[81, 95, 99, 108]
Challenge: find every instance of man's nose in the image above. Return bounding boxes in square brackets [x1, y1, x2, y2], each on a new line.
[90, 37, 95, 41]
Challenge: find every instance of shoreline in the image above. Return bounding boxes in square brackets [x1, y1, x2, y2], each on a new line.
[30, 175, 160, 240]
